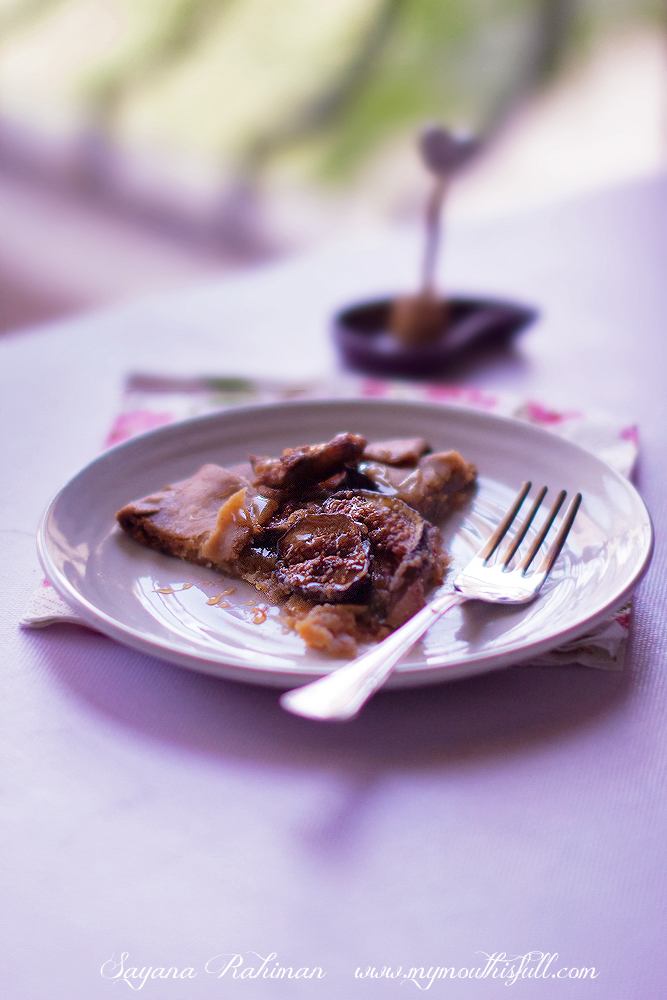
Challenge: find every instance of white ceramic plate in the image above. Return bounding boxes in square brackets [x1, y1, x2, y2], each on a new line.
[38, 399, 653, 688]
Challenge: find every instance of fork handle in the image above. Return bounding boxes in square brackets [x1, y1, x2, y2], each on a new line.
[279, 592, 466, 721]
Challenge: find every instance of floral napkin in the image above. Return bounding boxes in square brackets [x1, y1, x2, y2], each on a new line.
[22, 375, 638, 670]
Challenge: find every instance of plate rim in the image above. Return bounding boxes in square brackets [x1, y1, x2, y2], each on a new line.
[37, 398, 655, 688]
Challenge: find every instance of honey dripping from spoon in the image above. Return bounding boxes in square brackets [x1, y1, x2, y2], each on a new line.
[389, 126, 478, 346]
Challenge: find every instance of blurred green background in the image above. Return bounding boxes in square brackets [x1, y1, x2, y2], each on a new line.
[0, 0, 662, 186]
[0, 0, 664, 333]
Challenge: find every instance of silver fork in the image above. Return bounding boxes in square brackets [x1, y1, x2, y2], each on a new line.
[280, 482, 582, 721]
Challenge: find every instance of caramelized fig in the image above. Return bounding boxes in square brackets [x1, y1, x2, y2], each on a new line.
[323, 491, 447, 620]
[276, 512, 370, 603]
[323, 491, 426, 560]
[250, 433, 366, 490]
[358, 451, 476, 518]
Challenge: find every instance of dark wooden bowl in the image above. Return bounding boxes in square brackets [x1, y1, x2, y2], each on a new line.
[333, 296, 537, 379]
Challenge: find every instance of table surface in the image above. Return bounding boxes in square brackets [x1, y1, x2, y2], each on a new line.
[2, 176, 666, 999]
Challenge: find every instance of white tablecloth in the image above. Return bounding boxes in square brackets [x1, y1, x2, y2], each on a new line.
[2, 176, 666, 998]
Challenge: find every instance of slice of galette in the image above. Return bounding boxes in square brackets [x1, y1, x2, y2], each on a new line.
[116, 432, 476, 656]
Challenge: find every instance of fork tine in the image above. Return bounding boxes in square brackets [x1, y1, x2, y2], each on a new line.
[479, 481, 532, 562]
[501, 485, 548, 567]
[518, 489, 567, 572]
[537, 492, 582, 576]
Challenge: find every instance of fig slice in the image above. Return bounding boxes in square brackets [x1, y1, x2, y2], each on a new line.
[276, 513, 370, 603]
[323, 490, 426, 561]
[250, 432, 366, 490]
